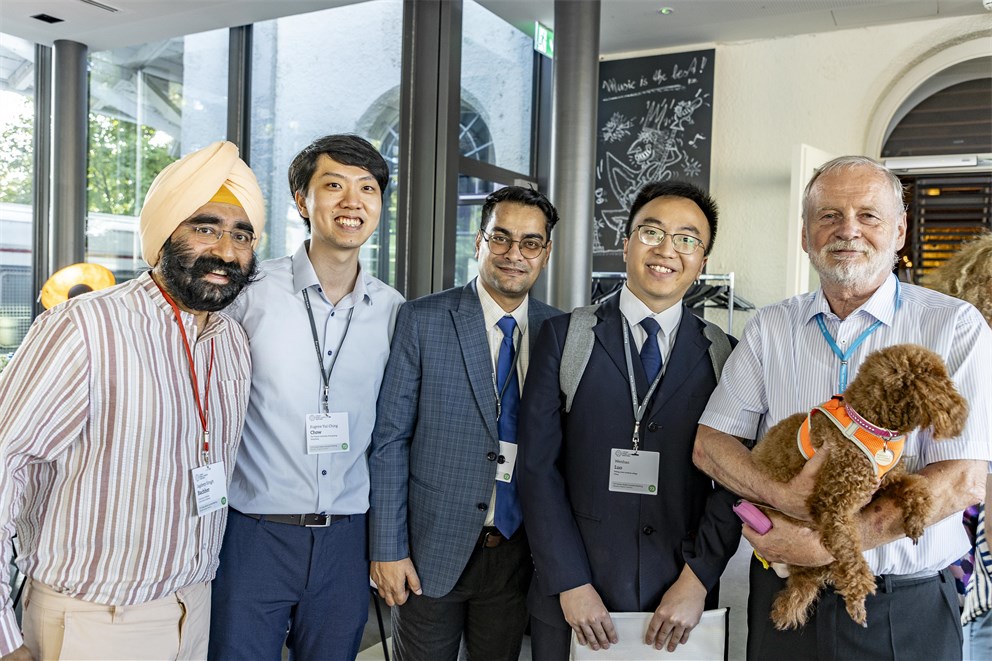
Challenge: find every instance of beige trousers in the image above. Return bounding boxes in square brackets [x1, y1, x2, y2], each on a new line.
[21, 579, 210, 661]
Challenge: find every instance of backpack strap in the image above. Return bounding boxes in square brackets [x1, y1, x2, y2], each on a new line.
[702, 317, 732, 382]
[560, 305, 599, 413]
[561, 307, 732, 413]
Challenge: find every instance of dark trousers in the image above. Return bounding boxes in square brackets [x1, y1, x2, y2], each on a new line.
[391, 530, 533, 661]
[747, 556, 962, 661]
[208, 509, 369, 661]
[529, 614, 572, 661]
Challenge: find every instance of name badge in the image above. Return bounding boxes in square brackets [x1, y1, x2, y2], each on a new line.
[306, 412, 350, 454]
[609, 448, 659, 495]
[192, 461, 228, 516]
[495, 440, 518, 483]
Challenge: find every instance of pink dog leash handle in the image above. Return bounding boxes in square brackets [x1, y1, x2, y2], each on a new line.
[733, 499, 773, 534]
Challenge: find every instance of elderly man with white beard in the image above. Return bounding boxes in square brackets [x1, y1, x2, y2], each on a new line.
[692, 156, 992, 661]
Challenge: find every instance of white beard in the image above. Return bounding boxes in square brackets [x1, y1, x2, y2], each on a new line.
[809, 238, 898, 288]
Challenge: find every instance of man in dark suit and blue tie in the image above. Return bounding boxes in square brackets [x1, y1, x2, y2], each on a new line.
[517, 181, 742, 659]
[369, 186, 561, 660]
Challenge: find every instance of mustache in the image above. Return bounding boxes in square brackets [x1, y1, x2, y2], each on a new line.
[823, 239, 872, 254]
[188, 255, 255, 286]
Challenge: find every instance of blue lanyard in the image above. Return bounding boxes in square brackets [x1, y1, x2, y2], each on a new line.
[815, 279, 901, 393]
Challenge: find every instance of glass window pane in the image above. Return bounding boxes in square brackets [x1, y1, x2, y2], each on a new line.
[86, 29, 229, 282]
[0, 33, 35, 355]
[455, 175, 504, 287]
[249, 0, 403, 286]
[460, 0, 533, 174]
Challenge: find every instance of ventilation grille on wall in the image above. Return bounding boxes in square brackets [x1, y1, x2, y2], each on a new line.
[904, 174, 992, 283]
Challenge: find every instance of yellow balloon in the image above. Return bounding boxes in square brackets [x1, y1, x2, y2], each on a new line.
[40, 263, 116, 310]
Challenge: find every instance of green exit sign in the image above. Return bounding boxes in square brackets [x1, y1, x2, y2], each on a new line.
[534, 22, 553, 58]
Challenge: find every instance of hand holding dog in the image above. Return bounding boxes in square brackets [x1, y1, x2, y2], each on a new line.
[743, 511, 834, 567]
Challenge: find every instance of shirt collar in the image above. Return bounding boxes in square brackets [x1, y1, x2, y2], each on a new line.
[805, 273, 899, 326]
[619, 283, 683, 338]
[476, 277, 529, 334]
[291, 240, 372, 305]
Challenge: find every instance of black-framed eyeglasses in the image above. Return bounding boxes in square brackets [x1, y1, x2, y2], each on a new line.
[187, 224, 256, 251]
[481, 230, 547, 259]
[631, 225, 704, 255]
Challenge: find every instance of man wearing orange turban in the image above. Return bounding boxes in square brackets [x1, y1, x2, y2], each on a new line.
[0, 141, 263, 661]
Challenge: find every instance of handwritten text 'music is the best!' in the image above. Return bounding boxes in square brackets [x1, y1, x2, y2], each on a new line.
[601, 56, 708, 94]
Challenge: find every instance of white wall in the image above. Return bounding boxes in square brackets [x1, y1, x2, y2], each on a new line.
[671, 14, 990, 335]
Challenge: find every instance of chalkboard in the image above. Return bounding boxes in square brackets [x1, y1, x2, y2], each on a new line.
[593, 49, 715, 273]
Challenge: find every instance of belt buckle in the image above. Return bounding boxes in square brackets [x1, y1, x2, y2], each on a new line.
[482, 530, 502, 548]
[302, 514, 330, 527]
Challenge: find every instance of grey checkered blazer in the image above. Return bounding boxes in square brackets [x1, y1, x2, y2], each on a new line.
[369, 280, 560, 597]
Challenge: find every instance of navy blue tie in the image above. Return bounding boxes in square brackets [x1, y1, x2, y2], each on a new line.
[494, 315, 522, 539]
[639, 317, 663, 383]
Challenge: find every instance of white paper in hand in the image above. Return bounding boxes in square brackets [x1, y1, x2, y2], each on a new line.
[569, 608, 728, 660]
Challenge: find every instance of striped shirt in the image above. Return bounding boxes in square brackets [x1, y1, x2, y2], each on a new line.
[0, 272, 251, 654]
[963, 505, 992, 625]
[700, 274, 992, 575]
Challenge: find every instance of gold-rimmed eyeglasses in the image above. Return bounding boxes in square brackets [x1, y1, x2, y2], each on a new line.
[187, 224, 256, 252]
[481, 230, 548, 259]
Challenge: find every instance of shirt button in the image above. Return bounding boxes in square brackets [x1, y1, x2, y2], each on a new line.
[330, 311, 335, 316]
[477, 503, 488, 511]
[327, 350, 333, 356]
[487, 452, 497, 461]
[321, 470, 327, 476]
[642, 526, 654, 535]
[647, 422, 659, 432]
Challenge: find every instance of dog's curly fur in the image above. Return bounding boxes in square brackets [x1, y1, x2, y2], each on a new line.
[750, 343, 968, 629]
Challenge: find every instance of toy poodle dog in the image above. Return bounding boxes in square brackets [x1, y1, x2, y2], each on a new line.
[750, 343, 968, 629]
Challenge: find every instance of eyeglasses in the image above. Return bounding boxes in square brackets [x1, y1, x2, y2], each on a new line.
[187, 224, 256, 251]
[632, 225, 704, 255]
[481, 230, 548, 259]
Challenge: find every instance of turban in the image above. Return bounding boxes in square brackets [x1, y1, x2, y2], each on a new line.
[139, 141, 265, 267]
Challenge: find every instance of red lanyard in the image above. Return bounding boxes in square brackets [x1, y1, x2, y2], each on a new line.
[155, 282, 215, 464]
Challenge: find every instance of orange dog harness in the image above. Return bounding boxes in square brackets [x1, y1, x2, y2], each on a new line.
[797, 396, 907, 478]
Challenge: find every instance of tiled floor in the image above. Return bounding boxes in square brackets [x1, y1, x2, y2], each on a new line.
[358, 538, 753, 660]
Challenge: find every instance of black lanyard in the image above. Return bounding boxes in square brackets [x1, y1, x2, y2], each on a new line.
[490, 325, 521, 424]
[302, 288, 355, 414]
[621, 316, 665, 453]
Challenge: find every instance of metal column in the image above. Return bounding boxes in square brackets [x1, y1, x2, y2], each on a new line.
[51, 39, 88, 272]
[227, 25, 252, 158]
[31, 44, 53, 319]
[548, 0, 600, 311]
[395, 0, 462, 299]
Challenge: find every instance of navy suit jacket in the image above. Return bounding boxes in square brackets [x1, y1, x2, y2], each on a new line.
[517, 293, 741, 627]
[369, 280, 560, 597]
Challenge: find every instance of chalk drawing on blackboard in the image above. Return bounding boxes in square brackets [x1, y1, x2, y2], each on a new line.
[602, 112, 635, 143]
[594, 89, 709, 253]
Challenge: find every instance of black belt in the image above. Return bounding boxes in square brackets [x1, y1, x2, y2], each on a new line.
[242, 512, 350, 528]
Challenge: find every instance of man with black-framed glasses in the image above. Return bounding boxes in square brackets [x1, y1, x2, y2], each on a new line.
[370, 186, 560, 660]
[517, 180, 741, 659]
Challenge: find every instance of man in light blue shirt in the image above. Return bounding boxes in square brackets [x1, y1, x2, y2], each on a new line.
[209, 135, 404, 661]
[693, 156, 992, 660]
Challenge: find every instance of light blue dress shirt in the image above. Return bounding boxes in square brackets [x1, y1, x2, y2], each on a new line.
[225, 241, 404, 515]
[701, 274, 992, 575]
